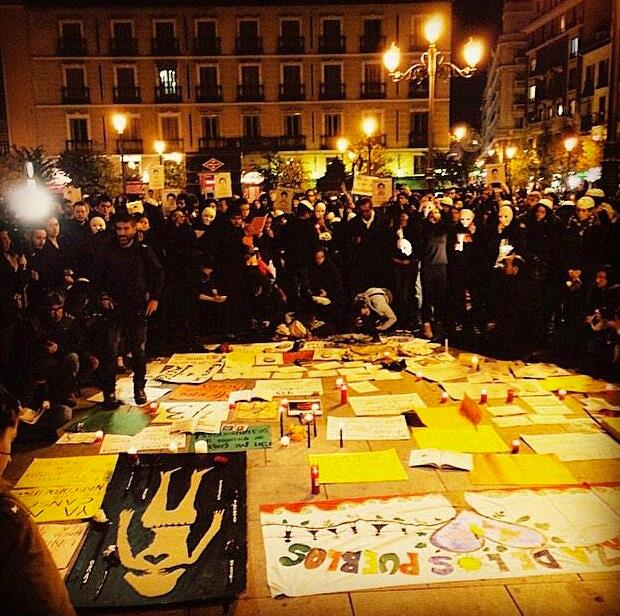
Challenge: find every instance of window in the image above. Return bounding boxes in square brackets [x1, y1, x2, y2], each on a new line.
[115, 66, 136, 88]
[560, 15, 565, 32]
[569, 36, 579, 57]
[60, 20, 82, 41]
[410, 111, 428, 135]
[196, 19, 217, 39]
[323, 64, 342, 84]
[201, 115, 219, 139]
[198, 65, 218, 87]
[362, 17, 382, 50]
[568, 67, 577, 90]
[528, 84, 536, 101]
[323, 113, 342, 136]
[557, 103, 564, 116]
[597, 59, 609, 87]
[363, 62, 382, 83]
[599, 95, 606, 115]
[569, 99, 576, 115]
[123, 115, 141, 141]
[112, 20, 133, 40]
[240, 64, 260, 86]
[284, 113, 302, 137]
[280, 19, 301, 39]
[238, 19, 259, 39]
[67, 116, 89, 142]
[154, 20, 175, 40]
[530, 57, 537, 72]
[64, 66, 86, 89]
[321, 17, 342, 39]
[410, 15, 424, 48]
[159, 114, 180, 140]
[282, 64, 301, 85]
[242, 114, 261, 138]
[158, 66, 178, 92]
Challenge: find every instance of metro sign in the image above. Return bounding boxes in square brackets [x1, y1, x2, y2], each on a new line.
[202, 157, 225, 172]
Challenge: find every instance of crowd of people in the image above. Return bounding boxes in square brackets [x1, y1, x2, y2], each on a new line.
[0, 180, 619, 432]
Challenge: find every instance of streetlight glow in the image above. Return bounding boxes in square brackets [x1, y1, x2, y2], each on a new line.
[564, 136, 578, 153]
[154, 140, 166, 156]
[463, 38, 484, 68]
[505, 145, 517, 160]
[362, 117, 377, 138]
[453, 125, 467, 141]
[383, 42, 401, 73]
[424, 15, 443, 45]
[112, 113, 127, 135]
[336, 137, 349, 154]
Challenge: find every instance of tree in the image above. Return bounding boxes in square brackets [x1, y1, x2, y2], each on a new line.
[56, 150, 121, 195]
[257, 154, 308, 190]
[432, 151, 463, 186]
[509, 145, 541, 189]
[163, 159, 187, 189]
[348, 136, 390, 177]
[13, 146, 56, 182]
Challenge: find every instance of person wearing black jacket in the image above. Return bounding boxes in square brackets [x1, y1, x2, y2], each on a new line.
[92, 212, 164, 407]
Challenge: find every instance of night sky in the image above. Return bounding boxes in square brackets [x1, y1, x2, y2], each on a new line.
[450, 0, 503, 129]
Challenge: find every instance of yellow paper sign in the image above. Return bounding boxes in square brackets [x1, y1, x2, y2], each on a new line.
[470, 454, 577, 486]
[13, 484, 109, 522]
[308, 449, 408, 484]
[15, 455, 118, 488]
[234, 400, 279, 421]
[540, 375, 615, 393]
[413, 426, 510, 453]
[416, 406, 477, 428]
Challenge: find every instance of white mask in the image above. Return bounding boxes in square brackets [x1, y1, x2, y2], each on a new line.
[460, 209, 474, 227]
[499, 205, 513, 227]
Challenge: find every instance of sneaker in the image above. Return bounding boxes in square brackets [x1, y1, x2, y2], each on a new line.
[103, 393, 122, 410]
[134, 388, 147, 405]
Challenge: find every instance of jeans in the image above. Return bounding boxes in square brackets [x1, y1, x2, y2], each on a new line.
[421, 264, 447, 324]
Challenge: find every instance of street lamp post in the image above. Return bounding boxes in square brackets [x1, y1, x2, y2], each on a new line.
[112, 113, 128, 195]
[336, 137, 349, 163]
[383, 16, 483, 191]
[154, 139, 167, 165]
[361, 117, 377, 175]
[505, 145, 517, 193]
[563, 136, 578, 188]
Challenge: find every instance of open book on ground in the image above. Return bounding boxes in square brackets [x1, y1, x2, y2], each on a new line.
[408, 448, 473, 471]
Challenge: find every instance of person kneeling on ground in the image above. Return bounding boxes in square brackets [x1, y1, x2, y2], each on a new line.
[353, 287, 398, 335]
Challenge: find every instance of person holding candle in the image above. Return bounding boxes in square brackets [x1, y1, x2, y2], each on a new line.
[0, 385, 77, 615]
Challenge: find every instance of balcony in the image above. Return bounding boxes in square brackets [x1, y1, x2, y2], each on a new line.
[196, 84, 223, 102]
[318, 35, 346, 53]
[239, 136, 281, 151]
[278, 83, 305, 101]
[278, 135, 306, 150]
[194, 37, 221, 55]
[278, 36, 305, 54]
[58, 37, 87, 56]
[199, 137, 228, 150]
[110, 37, 138, 56]
[320, 135, 344, 150]
[408, 82, 429, 99]
[408, 132, 428, 147]
[360, 34, 385, 53]
[319, 82, 346, 100]
[582, 81, 595, 98]
[65, 139, 94, 152]
[164, 137, 184, 151]
[61, 86, 90, 104]
[113, 86, 141, 104]
[235, 36, 263, 55]
[151, 37, 179, 55]
[361, 81, 386, 99]
[155, 85, 182, 103]
[581, 111, 606, 131]
[237, 84, 264, 101]
[116, 138, 143, 154]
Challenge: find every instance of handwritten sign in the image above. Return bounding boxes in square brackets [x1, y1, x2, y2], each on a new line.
[195, 424, 272, 452]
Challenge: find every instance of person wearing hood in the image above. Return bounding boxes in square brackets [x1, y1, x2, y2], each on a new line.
[520, 200, 562, 336]
[308, 249, 346, 328]
[390, 210, 419, 327]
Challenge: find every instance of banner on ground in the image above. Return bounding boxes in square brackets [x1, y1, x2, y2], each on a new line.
[260, 485, 620, 597]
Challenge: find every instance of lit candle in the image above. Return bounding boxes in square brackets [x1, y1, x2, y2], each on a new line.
[339, 422, 344, 448]
[557, 389, 567, 401]
[310, 465, 320, 495]
[444, 338, 449, 353]
[336, 377, 344, 390]
[440, 391, 449, 403]
[383, 351, 391, 360]
[471, 355, 479, 371]
[95, 430, 104, 441]
[168, 441, 179, 454]
[511, 439, 520, 454]
[605, 383, 615, 393]
[127, 446, 138, 457]
[506, 388, 515, 403]
[311, 403, 319, 436]
[340, 383, 349, 405]
[278, 404, 285, 437]
[281, 398, 289, 411]
[147, 402, 158, 415]
[194, 440, 208, 454]
[480, 388, 488, 404]
[280, 435, 290, 447]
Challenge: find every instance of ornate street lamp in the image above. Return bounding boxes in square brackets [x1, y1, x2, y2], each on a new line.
[361, 117, 378, 175]
[505, 145, 517, 192]
[563, 136, 578, 187]
[384, 15, 483, 190]
[112, 113, 128, 194]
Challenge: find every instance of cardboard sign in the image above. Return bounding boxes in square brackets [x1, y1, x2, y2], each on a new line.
[148, 165, 165, 190]
[485, 164, 506, 186]
[372, 177, 392, 205]
[213, 172, 232, 198]
[352, 174, 376, 196]
[195, 424, 272, 452]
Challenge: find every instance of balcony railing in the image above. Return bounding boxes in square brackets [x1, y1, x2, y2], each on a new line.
[163, 137, 184, 151]
[408, 132, 428, 147]
[65, 139, 94, 152]
[360, 34, 385, 53]
[278, 36, 305, 54]
[237, 84, 264, 101]
[278, 83, 305, 101]
[61, 86, 90, 104]
[320, 135, 345, 150]
[113, 86, 141, 103]
[408, 82, 429, 99]
[155, 85, 182, 103]
[151, 37, 179, 55]
[361, 81, 386, 99]
[116, 138, 143, 154]
[319, 82, 346, 100]
[110, 37, 138, 56]
[235, 36, 263, 54]
[58, 37, 87, 56]
[278, 135, 306, 150]
[318, 35, 346, 53]
[196, 84, 223, 102]
[198, 135, 306, 151]
[194, 37, 221, 55]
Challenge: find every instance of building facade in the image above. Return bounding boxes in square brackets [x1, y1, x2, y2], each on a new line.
[0, 0, 453, 191]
